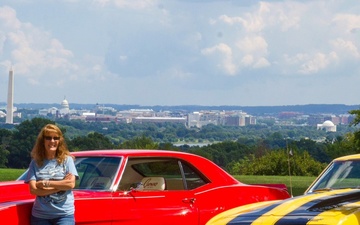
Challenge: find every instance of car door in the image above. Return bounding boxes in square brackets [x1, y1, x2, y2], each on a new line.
[111, 157, 200, 225]
[111, 189, 197, 225]
[74, 191, 114, 224]
[73, 156, 121, 224]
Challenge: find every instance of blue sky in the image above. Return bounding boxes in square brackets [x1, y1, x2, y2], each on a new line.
[0, 0, 359, 106]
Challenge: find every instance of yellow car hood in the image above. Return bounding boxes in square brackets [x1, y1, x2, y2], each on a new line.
[207, 189, 360, 225]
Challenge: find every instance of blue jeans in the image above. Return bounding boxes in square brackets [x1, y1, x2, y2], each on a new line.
[31, 214, 75, 225]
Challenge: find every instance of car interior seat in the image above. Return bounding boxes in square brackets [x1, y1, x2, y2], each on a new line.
[138, 177, 165, 191]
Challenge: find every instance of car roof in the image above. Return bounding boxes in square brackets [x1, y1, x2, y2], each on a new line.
[334, 153, 360, 161]
[71, 149, 240, 185]
[71, 149, 199, 158]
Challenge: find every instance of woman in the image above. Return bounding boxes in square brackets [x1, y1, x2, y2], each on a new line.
[25, 124, 78, 225]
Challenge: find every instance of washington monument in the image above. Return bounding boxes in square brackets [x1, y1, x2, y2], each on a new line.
[6, 67, 14, 124]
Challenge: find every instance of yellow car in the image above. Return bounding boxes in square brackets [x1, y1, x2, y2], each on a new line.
[206, 154, 360, 225]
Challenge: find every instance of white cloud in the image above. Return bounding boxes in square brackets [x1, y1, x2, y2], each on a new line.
[93, 0, 158, 9]
[254, 57, 270, 68]
[201, 43, 237, 75]
[260, 1, 304, 31]
[1, 0, 360, 106]
[333, 13, 360, 34]
[236, 36, 267, 54]
[236, 36, 270, 68]
[330, 38, 360, 58]
[0, 6, 76, 80]
[0, 6, 21, 29]
[299, 52, 338, 74]
[218, 13, 264, 33]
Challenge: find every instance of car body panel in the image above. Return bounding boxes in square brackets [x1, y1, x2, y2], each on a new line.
[111, 189, 198, 225]
[0, 149, 290, 225]
[206, 153, 360, 225]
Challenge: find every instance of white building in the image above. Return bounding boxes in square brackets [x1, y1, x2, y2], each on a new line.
[317, 120, 336, 132]
[0, 111, 6, 118]
[59, 98, 70, 115]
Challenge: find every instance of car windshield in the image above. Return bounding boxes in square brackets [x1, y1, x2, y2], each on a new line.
[308, 160, 360, 193]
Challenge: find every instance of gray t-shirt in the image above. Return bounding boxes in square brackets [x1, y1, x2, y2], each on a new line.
[25, 156, 78, 219]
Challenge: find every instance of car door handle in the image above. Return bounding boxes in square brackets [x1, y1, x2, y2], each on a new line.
[182, 198, 196, 204]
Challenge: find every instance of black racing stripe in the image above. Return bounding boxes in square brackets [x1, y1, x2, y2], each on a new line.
[274, 190, 360, 225]
[226, 199, 294, 225]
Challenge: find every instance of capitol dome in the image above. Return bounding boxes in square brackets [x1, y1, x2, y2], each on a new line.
[61, 99, 69, 109]
[59, 97, 70, 115]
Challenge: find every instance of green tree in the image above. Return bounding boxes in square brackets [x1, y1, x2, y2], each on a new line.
[230, 149, 326, 176]
[349, 109, 360, 151]
[8, 118, 55, 168]
[118, 135, 159, 149]
[324, 133, 357, 159]
[199, 141, 252, 169]
[68, 132, 115, 151]
[0, 129, 12, 168]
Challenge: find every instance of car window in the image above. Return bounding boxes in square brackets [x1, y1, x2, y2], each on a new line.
[17, 170, 29, 181]
[16, 156, 121, 190]
[309, 160, 360, 192]
[75, 156, 121, 190]
[118, 157, 209, 191]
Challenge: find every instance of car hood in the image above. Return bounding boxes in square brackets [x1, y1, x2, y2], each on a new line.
[206, 189, 360, 225]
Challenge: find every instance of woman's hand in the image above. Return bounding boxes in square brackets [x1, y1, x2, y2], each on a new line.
[30, 180, 59, 196]
[64, 173, 73, 180]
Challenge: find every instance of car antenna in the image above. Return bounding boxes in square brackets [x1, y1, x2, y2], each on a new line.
[287, 139, 293, 197]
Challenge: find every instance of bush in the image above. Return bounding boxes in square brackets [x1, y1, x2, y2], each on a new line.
[230, 149, 327, 176]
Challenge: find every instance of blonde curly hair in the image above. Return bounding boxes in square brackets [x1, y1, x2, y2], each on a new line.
[31, 124, 71, 167]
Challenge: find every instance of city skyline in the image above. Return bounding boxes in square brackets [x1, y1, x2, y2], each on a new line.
[0, 1, 360, 106]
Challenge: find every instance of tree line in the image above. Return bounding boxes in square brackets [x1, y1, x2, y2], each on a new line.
[1, 108, 360, 177]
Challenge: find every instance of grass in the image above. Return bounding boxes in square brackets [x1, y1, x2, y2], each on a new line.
[0, 169, 315, 196]
[235, 175, 317, 196]
[0, 168, 26, 181]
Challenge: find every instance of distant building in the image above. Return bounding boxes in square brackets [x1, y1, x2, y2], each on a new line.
[307, 115, 325, 126]
[323, 114, 340, 125]
[224, 114, 256, 126]
[38, 98, 75, 118]
[187, 111, 219, 128]
[278, 111, 302, 119]
[39, 107, 58, 116]
[339, 114, 354, 125]
[85, 115, 117, 123]
[245, 115, 256, 125]
[59, 97, 70, 115]
[187, 112, 202, 128]
[0, 111, 6, 118]
[117, 109, 155, 118]
[224, 116, 242, 126]
[132, 116, 186, 125]
[187, 110, 255, 128]
[317, 120, 336, 132]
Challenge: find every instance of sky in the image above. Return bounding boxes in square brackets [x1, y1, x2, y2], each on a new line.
[0, 0, 359, 107]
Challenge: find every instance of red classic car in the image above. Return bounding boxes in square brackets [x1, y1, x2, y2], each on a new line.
[0, 149, 290, 225]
